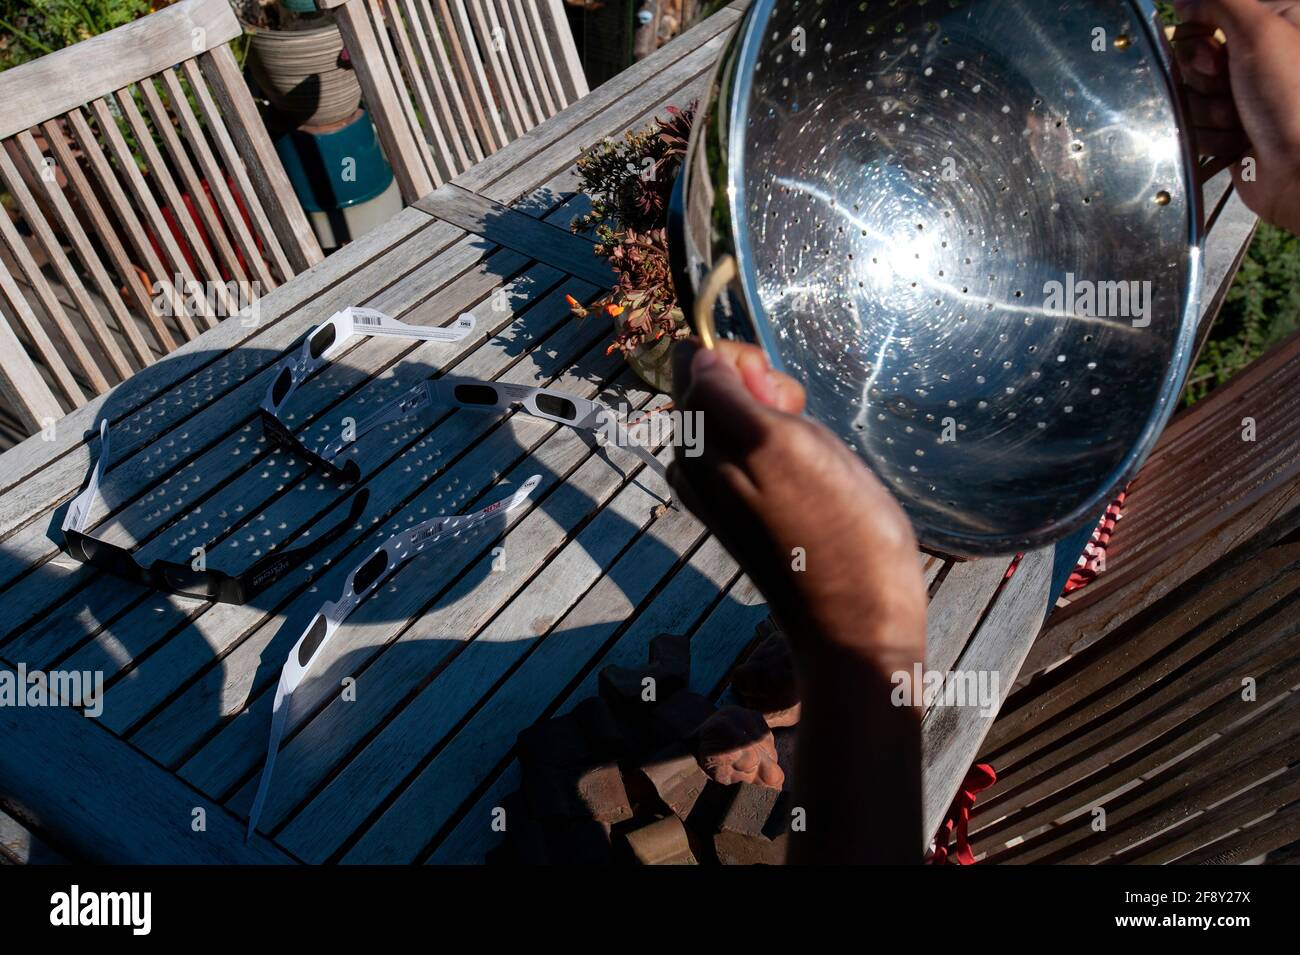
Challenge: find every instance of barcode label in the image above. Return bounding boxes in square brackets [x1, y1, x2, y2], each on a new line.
[353, 313, 382, 326]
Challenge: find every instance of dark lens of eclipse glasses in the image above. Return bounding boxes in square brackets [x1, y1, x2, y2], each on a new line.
[534, 394, 578, 421]
[271, 367, 294, 408]
[352, 548, 390, 594]
[453, 383, 500, 406]
[309, 321, 337, 360]
[298, 614, 329, 667]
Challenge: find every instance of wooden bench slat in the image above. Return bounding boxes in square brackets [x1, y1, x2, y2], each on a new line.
[452, 7, 741, 197]
[1175, 797, 1300, 866]
[39, 117, 173, 356]
[13, 129, 153, 372]
[1118, 763, 1300, 864]
[982, 536, 1300, 769]
[974, 656, 1300, 856]
[974, 615, 1300, 850]
[0, 142, 126, 386]
[989, 691, 1300, 864]
[416, 183, 615, 287]
[0, 0, 242, 140]
[921, 547, 1054, 842]
[138, 77, 251, 291]
[113, 86, 236, 328]
[0, 266, 64, 430]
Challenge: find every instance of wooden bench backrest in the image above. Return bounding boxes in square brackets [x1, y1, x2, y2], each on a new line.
[322, 0, 588, 202]
[0, 0, 321, 436]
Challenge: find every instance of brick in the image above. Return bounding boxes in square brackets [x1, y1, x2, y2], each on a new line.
[696, 706, 784, 789]
[625, 815, 697, 865]
[719, 782, 780, 838]
[517, 712, 596, 768]
[517, 697, 630, 769]
[599, 662, 687, 724]
[717, 784, 785, 867]
[575, 763, 633, 824]
[639, 744, 709, 819]
[754, 615, 782, 641]
[574, 696, 629, 756]
[773, 725, 798, 783]
[684, 779, 734, 835]
[648, 689, 716, 745]
[762, 702, 801, 728]
[715, 830, 786, 865]
[762, 792, 796, 842]
[522, 763, 581, 819]
[598, 633, 691, 725]
[715, 784, 785, 865]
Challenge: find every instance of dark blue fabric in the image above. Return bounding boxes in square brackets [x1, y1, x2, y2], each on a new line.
[1047, 522, 1099, 620]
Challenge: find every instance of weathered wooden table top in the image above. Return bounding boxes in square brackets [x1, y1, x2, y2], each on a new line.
[0, 2, 1256, 864]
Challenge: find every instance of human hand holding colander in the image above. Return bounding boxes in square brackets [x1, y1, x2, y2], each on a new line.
[670, 0, 1291, 556]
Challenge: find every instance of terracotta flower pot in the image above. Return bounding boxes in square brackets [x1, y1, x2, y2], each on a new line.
[246, 19, 361, 128]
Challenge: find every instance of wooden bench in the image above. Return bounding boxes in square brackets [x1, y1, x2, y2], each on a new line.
[0, 0, 321, 443]
[322, 0, 589, 203]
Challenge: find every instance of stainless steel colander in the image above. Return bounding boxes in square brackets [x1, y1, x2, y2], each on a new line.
[671, 0, 1205, 556]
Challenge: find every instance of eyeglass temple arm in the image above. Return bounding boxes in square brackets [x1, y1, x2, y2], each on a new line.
[63, 420, 112, 535]
[347, 308, 476, 343]
[321, 380, 437, 461]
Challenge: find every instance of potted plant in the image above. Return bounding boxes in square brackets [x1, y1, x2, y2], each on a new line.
[238, 0, 361, 129]
[566, 104, 695, 394]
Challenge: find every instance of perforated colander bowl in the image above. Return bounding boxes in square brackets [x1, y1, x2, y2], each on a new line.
[671, 0, 1204, 557]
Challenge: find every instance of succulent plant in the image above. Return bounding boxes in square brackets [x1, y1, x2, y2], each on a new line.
[569, 104, 696, 355]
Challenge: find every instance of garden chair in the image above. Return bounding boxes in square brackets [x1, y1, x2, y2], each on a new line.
[968, 295, 1300, 863]
[0, 0, 321, 439]
[322, 0, 589, 202]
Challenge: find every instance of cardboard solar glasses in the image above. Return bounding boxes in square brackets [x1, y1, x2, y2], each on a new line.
[61, 422, 369, 604]
[323, 374, 670, 483]
[259, 307, 477, 482]
[246, 474, 542, 839]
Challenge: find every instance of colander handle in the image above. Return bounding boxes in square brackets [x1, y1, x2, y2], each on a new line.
[693, 254, 740, 350]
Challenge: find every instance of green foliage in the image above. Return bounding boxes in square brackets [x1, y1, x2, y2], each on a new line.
[0, 0, 151, 69]
[1185, 223, 1300, 404]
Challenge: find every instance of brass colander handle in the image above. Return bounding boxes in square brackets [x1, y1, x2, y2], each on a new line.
[693, 254, 739, 350]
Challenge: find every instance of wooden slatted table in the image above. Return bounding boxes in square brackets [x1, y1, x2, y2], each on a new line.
[0, 2, 1249, 863]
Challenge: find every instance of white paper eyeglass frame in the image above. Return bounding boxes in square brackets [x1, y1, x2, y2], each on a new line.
[322, 375, 671, 485]
[259, 307, 477, 472]
[247, 475, 541, 840]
